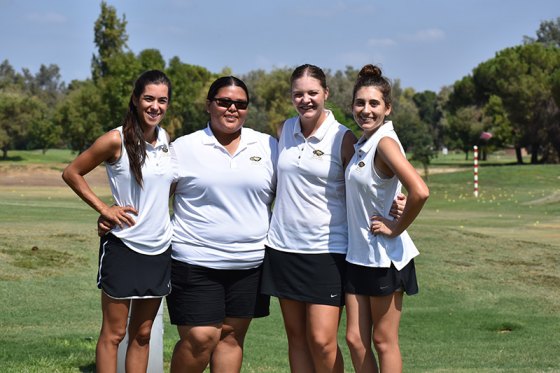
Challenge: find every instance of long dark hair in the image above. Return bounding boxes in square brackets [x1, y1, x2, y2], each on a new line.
[123, 70, 172, 186]
[206, 76, 249, 101]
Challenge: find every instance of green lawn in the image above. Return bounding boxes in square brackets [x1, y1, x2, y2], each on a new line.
[0, 151, 559, 372]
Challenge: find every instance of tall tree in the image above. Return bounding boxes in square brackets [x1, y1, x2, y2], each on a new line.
[472, 43, 560, 163]
[524, 17, 560, 48]
[91, 1, 128, 81]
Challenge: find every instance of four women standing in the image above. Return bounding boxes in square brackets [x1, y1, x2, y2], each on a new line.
[73, 64, 427, 372]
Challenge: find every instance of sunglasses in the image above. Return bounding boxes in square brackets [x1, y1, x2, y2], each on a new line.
[211, 97, 249, 110]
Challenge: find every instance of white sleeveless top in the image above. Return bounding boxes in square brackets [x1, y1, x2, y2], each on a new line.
[345, 121, 419, 270]
[105, 126, 174, 255]
[267, 111, 349, 254]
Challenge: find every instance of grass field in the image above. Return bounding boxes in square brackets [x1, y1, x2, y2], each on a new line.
[0, 149, 559, 372]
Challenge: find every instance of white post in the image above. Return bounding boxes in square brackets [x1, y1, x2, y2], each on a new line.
[117, 302, 164, 373]
[473, 145, 479, 198]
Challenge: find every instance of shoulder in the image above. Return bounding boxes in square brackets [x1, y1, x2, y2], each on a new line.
[96, 128, 122, 151]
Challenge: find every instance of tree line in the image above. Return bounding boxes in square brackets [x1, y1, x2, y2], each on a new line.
[1, 1, 559, 167]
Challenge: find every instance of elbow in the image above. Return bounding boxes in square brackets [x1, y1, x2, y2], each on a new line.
[419, 185, 430, 202]
[61, 167, 71, 185]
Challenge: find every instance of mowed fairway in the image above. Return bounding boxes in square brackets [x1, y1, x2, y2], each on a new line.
[0, 150, 559, 372]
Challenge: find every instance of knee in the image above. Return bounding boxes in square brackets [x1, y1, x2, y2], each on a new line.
[132, 325, 153, 347]
[187, 330, 220, 355]
[372, 332, 397, 355]
[220, 325, 245, 348]
[346, 329, 366, 353]
[99, 326, 127, 346]
[308, 333, 338, 357]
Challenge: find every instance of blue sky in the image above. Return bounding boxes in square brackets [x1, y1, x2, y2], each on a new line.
[0, 0, 558, 92]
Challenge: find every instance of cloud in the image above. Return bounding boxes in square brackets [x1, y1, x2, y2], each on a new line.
[367, 38, 397, 47]
[403, 28, 445, 43]
[25, 11, 66, 24]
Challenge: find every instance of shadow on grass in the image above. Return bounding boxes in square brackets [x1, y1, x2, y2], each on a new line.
[0, 156, 24, 161]
[79, 363, 95, 372]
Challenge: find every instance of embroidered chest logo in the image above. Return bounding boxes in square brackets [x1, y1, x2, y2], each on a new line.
[161, 145, 169, 153]
[312, 149, 325, 158]
[358, 161, 366, 167]
[250, 156, 262, 162]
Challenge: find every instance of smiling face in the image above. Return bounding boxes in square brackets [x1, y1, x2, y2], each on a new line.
[133, 83, 169, 131]
[206, 85, 249, 136]
[352, 86, 392, 137]
[291, 75, 329, 124]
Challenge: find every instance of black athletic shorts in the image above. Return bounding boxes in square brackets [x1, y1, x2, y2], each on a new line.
[345, 259, 419, 297]
[97, 234, 172, 299]
[166, 259, 270, 326]
[261, 246, 346, 306]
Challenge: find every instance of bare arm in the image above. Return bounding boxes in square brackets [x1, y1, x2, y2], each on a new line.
[62, 130, 137, 229]
[370, 137, 429, 238]
[341, 130, 358, 170]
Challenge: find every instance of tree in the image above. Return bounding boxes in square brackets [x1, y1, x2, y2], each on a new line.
[243, 68, 294, 136]
[165, 57, 214, 137]
[56, 81, 105, 153]
[392, 86, 435, 175]
[0, 93, 46, 158]
[413, 90, 444, 151]
[524, 17, 560, 48]
[91, 1, 128, 81]
[472, 43, 560, 163]
[446, 106, 484, 160]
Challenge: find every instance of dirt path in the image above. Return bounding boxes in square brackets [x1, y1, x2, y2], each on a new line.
[0, 164, 108, 188]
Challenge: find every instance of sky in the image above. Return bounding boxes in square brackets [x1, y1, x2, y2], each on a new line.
[0, 0, 558, 92]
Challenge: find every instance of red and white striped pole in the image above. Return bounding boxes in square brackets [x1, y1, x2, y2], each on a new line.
[473, 145, 479, 197]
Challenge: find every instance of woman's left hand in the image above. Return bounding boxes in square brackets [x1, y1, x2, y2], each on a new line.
[370, 215, 397, 238]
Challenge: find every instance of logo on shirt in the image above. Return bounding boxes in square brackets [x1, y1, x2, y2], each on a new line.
[312, 149, 325, 158]
[250, 156, 262, 162]
[358, 161, 366, 167]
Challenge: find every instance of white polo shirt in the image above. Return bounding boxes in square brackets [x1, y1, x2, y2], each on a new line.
[267, 111, 349, 255]
[345, 121, 419, 270]
[171, 124, 277, 270]
[106, 126, 174, 255]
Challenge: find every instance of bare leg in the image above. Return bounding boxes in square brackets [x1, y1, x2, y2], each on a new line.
[170, 324, 221, 373]
[306, 303, 344, 373]
[345, 293, 378, 373]
[125, 298, 162, 373]
[210, 317, 252, 373]
[96, 292, 129, 373]
[371, 292, 403, 373]
[279, 299, 315, 372]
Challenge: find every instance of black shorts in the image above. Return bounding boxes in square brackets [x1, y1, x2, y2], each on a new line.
[97, 234, 172, 299]
[166, 260, 270, 326]
[261, 246, 346, 306]
[345, 259, 419, 297]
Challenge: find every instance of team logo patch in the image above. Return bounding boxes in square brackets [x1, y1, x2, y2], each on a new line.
[250, 156, 262, 162]
[313, 149, 324, 157]
[358, 161, 366, 167]
[162, 145, 169, 153]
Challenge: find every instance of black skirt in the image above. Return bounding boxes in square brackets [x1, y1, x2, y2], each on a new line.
[97, 234, 172, 299]
[261, 246, 346, 306]
[345, 259, 419, 297]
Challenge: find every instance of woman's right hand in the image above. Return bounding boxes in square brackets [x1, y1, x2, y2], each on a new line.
[99, 205, 138, 232]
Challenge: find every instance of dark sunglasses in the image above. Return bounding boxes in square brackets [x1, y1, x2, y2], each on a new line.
[211, 97, 249, 110]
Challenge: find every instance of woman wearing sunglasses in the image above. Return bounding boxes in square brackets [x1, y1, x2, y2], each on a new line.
[167, 76, 277, 373]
